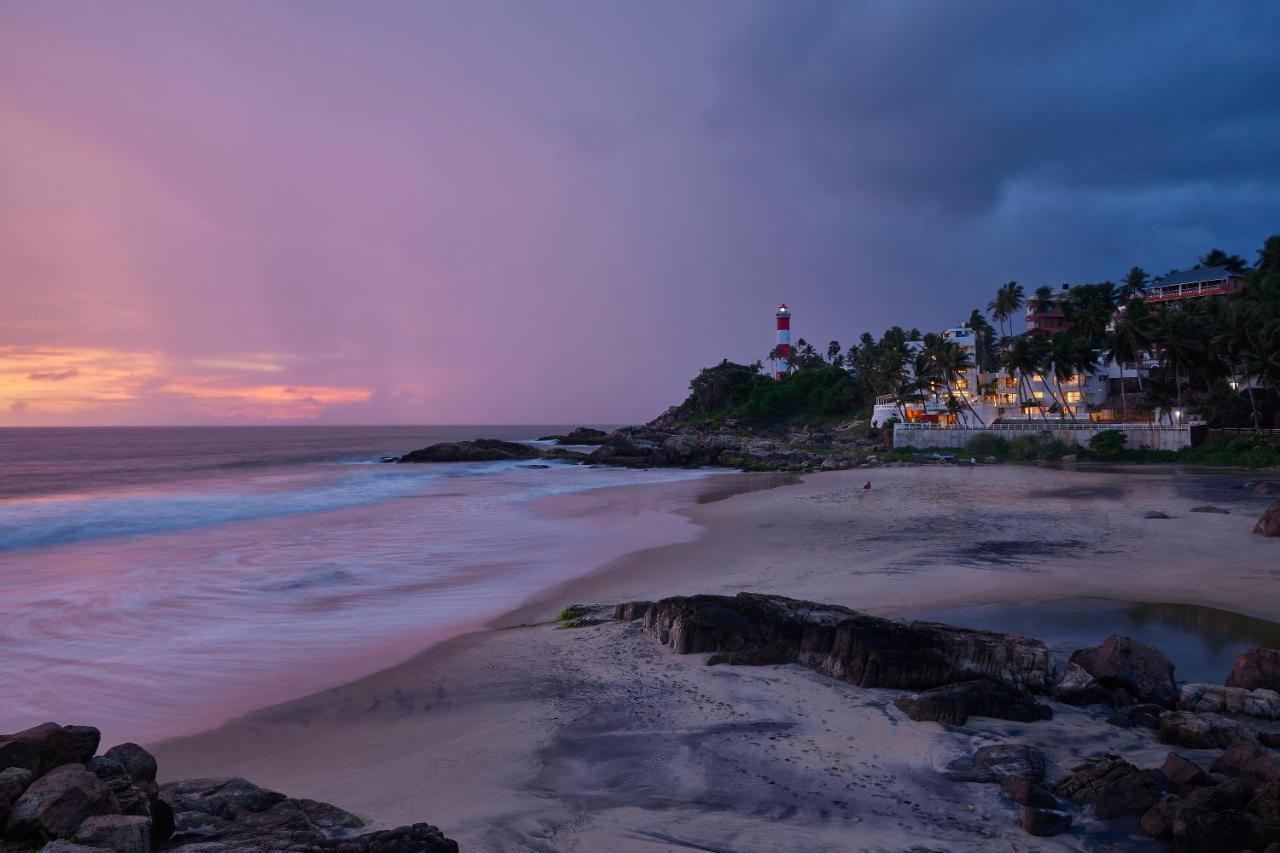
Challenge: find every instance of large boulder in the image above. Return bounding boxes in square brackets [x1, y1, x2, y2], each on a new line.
[397, 439, 541, 463]
[1069, 634, 1177, 707]
[75, 813, 151, 852]
[85, 757, 151, 818]
[1054, 754, 1159, 819]
[537, 427, 607, 444]
[1180, 682, 1280, 718]
[1255, 498, 1280, 537]
[102, 744, 159, 800]
[1212, 741, 1280, 788]
[1169, 781, 1265, 853]
[1227, 648, 1280, 692]
[642, 593, 1054, 692]
[1162, 752, 1211, 794]
[0, 766, 34, 826]
[0, 723, 100, 777]
[6, 763, 120, 840]
[1159, 711, 1250, 749]
[894, 681, 1051, 726]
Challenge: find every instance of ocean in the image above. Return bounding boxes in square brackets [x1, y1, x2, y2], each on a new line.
[0, 426, 713, 745]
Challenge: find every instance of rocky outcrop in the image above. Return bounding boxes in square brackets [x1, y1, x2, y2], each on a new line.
[5, 763, 119, 840]
[1053, 754, 1159, 819]
[536, 427, 607, 444]
[398, 439, 541, 463]
[1068, 634, 1177, 707]
[638, 593, 1053, 692]
[1254, 499, 1280, 537]
[1212, 741, 1280, 787]
[0, 722, 458, 853]
[1162, 752, 1211, 795]
[1159, 711, 1251, 749]
[1228, 648, 1280, 692]
[0, 723, 100, 777]
[1180, 682, 1280, 719]
[894, 681, 1051, 726]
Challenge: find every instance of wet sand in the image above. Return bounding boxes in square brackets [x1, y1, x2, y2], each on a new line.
[151, 464, 1279, 852]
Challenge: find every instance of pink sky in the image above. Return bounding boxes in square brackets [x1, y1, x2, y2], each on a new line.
[3, 2, 1276, 425]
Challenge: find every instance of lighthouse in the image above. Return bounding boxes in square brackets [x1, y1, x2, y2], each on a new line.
[774, 303, 792, 378]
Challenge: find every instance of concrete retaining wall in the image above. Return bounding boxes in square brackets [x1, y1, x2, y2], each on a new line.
[892, 422, 1194, 452]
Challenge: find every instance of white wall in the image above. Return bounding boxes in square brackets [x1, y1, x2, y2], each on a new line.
[892, 422, 1193, 451]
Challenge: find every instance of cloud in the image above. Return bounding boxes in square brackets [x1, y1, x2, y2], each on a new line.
[710, 2, 1280, 214]
[27, 367, 79, 382]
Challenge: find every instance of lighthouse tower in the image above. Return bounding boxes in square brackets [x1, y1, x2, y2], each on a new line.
[774, 303, 792, 378]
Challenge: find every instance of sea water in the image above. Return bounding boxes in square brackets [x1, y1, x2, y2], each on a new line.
[0, 426, 713, 744]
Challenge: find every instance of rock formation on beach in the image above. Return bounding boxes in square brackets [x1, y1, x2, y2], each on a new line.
[604, 591, 1280, 847]
[1256, 497, 1280, 537]
[0, 723, 457, 852]
[395, 422, 893, 472]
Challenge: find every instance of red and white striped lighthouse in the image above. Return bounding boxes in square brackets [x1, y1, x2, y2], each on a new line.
[774, 303, 792, 378]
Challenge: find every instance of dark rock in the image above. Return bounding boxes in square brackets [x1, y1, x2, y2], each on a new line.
[1144, 511, 1172, 519]
[64, 727, 101, 765]
[1070, 634, 1177, 707]
[1022, 805, 1072, 836]
[1261, 728, 1280, 748]
[1141, 801, 1174, 839]
[1227, 647, 1280, 692]
[1117, 703, 1166, 728]
[1211, 741, 1280, 788]
[0, 723, 101, 777]
[1159, 711, 1250, 749]
[0, 766, 34, 827]
[947, 744, 1046, 784]
[537, 427, 607, 444]
[1054, 754, 1159, 819]
[76, 813, 150, 852]
[895, 681, 1051, 726]
[85, 757, 150, 818]
[1252, 781, 1280, 840]
[1163, 752, 1211, 794]
[159, 776, 456, 852]
[150, 797, 174, 843]
[37, 843, 109, 853]
[1053, 661, 1118, 706]
[326, 822, 459, 852]
[1190, 505, 1230, 514]
[1169, 781, 1263, 853]
[398, 439, 541, 463]
[611, 601, 653, 622]
[103, 744, 157, 790]
[1256, 498, 1280, 537]
[642, 593, 1053, 692]
[1002, 775, 1058, 808]
[6, 763, 120, 840]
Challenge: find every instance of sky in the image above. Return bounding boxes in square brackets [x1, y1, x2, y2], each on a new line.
[2, 1, 1279, 426]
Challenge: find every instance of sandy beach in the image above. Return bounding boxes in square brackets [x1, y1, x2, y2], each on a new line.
[151, 463, 1279, 852]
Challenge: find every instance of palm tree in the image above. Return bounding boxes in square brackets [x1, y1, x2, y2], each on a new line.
[1120, 266, 1149, 301]
[1210, 299, 1261, 429]
[1004, 334, 1049, 420]
[1107, 298, 1151, 415]
[1199, 249, 1249, 274]
[987, 281, 1024, 344]
[929, 339, 985, 426]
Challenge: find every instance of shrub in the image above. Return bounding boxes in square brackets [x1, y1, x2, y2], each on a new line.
[966, 433, 1010, 458]
[1088, 429, 1128, 459]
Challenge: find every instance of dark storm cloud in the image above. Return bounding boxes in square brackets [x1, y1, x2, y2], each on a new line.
[710, 2, 1280, 214]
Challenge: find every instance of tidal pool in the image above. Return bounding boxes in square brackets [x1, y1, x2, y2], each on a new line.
[917, 597, 1280, 685]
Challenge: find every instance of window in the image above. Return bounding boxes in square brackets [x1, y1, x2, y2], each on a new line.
[1001, 377, 1018, 388]
[1065, 391, 1083, 403]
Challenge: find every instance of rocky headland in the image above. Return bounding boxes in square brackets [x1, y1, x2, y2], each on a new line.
[0, 724, 457, 853]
